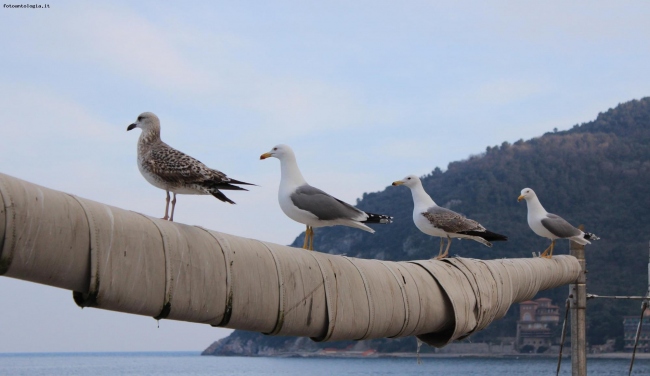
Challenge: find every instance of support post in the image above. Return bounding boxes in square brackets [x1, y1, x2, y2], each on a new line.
[644, 239, 650, 305]
[569, 237, 587, 376]
[629, 241, 650, 375]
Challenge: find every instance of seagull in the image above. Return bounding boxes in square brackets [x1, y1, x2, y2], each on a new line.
[127, 112, 254, 221]
[392, 174, 507, 259]
[260, 144, 392, 250]
[518, 187, 598, 258]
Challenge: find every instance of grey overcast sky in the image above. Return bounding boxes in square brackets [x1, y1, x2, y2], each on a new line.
[1, 0, 649, 352]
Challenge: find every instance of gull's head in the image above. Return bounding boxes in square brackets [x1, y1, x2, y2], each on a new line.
[260, 144, 294, 160]
[127, 112, 160, 132]
[518, 188, 536, 202]
[392, 174, 421, 188]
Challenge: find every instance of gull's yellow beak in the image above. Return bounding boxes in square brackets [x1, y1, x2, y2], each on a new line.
[517, 195, 525, 202]
[260, 152, 272, 160]
[392, 180, 404, 186]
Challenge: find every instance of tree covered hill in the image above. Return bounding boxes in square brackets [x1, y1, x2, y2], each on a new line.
[204, 97, 650, 355]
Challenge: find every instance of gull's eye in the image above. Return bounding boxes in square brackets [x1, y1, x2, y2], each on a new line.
[273, 147, 278, 151]
[407, 177, 411, 180]
[137, 116, 143, 122]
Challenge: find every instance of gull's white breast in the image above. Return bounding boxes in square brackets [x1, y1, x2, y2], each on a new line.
[278, 185, 320, 226]
[413, 207, 447, 238]
[528, 213, 557, 240]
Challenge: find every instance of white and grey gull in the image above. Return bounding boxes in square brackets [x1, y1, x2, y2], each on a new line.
[260, 144, 392, 250]
[127, 112, 254, 221]
[518, 187, 598, 258]
[393, 174, 507, 259]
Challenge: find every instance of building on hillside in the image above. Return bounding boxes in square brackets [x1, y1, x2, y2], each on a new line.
[623, 309, 650, 352]
[516, 298, 560, 352]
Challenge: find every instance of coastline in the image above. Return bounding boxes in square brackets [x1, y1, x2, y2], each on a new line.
[2, 351, 649, 360]
[230, 351, 650, 360]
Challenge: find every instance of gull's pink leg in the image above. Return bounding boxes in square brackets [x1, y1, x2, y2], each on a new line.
[169, 193, 177, 222]
[162, 191, 170, 220]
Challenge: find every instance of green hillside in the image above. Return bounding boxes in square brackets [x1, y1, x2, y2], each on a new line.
[204, 97, 650, 355]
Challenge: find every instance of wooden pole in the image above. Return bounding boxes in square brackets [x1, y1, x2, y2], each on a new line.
[569, 235, 587, 376]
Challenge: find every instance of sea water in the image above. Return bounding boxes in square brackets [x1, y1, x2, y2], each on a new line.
[0, 352, 649, 375]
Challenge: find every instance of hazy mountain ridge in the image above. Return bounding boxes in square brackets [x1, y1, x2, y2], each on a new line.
[204, 97, 650, 355]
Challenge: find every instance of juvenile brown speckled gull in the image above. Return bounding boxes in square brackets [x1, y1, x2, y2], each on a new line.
[127, 112, 254, 221]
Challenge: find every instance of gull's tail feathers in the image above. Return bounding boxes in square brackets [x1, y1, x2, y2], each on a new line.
[458, 230, 508, 242]
[362, 212, 393, 224]
[205, 177, 257, 192]
[209, 189, 236, 205]
[225, 178, 257, 187]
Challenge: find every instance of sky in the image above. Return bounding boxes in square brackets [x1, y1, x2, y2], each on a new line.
[1, 1, 649, 353]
